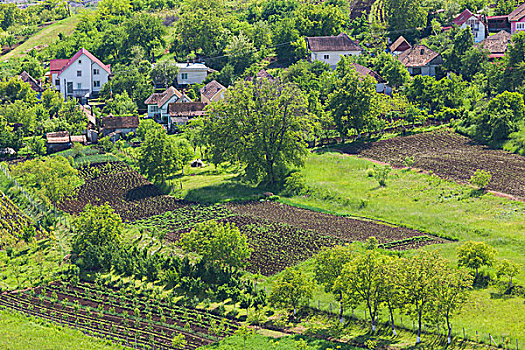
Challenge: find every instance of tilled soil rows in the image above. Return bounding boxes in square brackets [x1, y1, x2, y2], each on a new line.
[341, 129, 525, 199]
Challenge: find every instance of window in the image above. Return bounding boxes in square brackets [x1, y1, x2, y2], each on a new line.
[93, 68, 100, 75]
[78, 60, 82, 64]
[77, 70, 82, 77]
[77, 83, 82, 90]
[517, 22, 525, 30]
[181, 73, 188, 80]
[55, 79, 60, 86]
[94, 80, 100, 88]
[323, 54, 330, 60]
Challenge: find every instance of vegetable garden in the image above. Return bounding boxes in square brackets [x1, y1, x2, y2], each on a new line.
[0, 281, 238, 349]
[341, 129, 525, 199]
[58, 162, 187, 221]
[135, 202, 443, 276]
[0, 192, 35, 247]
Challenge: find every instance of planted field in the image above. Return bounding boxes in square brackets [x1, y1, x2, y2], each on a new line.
[59, 162, 186, 221]
[136, 202, 442, 275]
[0, 281, 237, 350]
[0, 193, 34, 247]
[341, 129, 525, 198]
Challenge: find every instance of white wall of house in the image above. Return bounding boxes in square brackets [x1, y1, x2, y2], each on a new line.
[310, 50, 361, 67]
[176, 63, 209, 85]
[461, 16, 486, 43]
[147, 95, 192, 120]
[57, 54, 110, 99]
[407, 65, 437, 77]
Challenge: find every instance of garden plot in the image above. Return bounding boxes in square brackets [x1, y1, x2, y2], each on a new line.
[341, 129, 525, 199]
[0, 281, 238, 350]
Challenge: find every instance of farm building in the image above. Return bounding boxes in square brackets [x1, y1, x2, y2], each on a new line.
[398, 45, 443, 77]
[19, 71, 44, 96]
[200, 80, 227, 104]
[477, 30, 512, 59]
[306, 33, 363, 68]
[100, 115, 139, 141]
[389, 36, 411, 55]
[167, 102, 206, 128]
[351, 63, 392, 95]
[46, 131, 71, 153]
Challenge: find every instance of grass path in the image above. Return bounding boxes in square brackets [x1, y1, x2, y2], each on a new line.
[1, 14, 80, 61]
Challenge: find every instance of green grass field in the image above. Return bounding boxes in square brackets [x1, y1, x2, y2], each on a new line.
[202, 334, 360, 350]
[1, 14, 80, 61]
[0, 309, 123, 350]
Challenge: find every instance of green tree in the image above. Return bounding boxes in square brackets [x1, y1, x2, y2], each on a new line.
[505, 31, 525, 91]
[235, 324, 256, 350]
[443, 27, 474, 74]
[400, 251, 446, 344]
[383, 0, 427, 41]
[457, 241, 497, 279]
[314, 245, 353, 320]
[124, 13, 166, 61]
[150, 61, 179, 88]
[204, 78, 311, 185]
[178, 220, 252, 269]
[12, 157, 83, 212]
[294, 3, 345, 37]
[469, 169, 491, 190]
[269, 267, 313, 315]
[336, 249, 385, 332]
[225, 33, 257, 74]
[98, 0, 131, 19]
[496, 259, 520, 288]
[171, 334, 187, 349]
[138, 127, 180, 184]
[103, 91, 137, 115]
[328, 57, 379, 139]
[432, 268, 473, 344]
[373, 52, 410, 88]
[71, 204, 123, 271]
[383, 256, 403, 336]
[136, 119, 163, 140]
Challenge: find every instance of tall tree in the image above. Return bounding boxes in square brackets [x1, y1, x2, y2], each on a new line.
[137, 127, 180, 184]
[457, 241, 497, 279]
[204, 78, 311, 185]
[269, 267, 313, 315]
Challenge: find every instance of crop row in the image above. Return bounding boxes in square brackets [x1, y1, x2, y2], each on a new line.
[0, 193, 34, 247]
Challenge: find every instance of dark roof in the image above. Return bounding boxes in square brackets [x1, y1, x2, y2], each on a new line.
[398, 45, 442, 67]
[389, 36, 412, 53]
[200, 80, 226, 101]
[453, 9, 482, 26]
[144, 87, 183, 107]
[306, 33, 362, 52]
[19, 71, 44, 93]
[509, 3, 525, 21]
[477, 30, 511, 55]
[46, 131, 70, 144]
[351, 63, 386, 83]
[168, 102, 206, 117]
[101, 115, 139, 130]
[246, 69, 276, 82]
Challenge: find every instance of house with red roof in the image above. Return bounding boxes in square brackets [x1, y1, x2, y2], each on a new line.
[398, 45, 443, 77]
[49, 48, 111, 101]
[508, 3, 525, 34]
[144, 86, 192, 123]
[452, 9, 486, 43]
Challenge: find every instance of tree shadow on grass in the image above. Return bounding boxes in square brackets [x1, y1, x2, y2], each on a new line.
[184, 179, 265, 204]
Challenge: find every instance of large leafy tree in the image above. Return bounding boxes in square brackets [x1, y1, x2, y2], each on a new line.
[269, 267, 313, 314]
[138, 127, 181, 184]
[294, 3, 345, 37]
[124, 13, 166, 61]
[204, 78, 311, 185]
[383, 0, 427, 41]
[178, 220, 252, 269]
[373, 52, 410, 88]
[328, 57, 379, 139]
[150, 61, 179, 88]
[457, 241, 497, 279]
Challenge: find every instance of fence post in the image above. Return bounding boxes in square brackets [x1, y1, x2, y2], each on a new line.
[517, 339, 518, 350]
[463, 327, 465, 340]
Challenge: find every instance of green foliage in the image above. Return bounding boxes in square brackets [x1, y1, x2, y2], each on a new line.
[178, 220, 252, 269]
[204, 78, 311, 185]
[171, 333, 187, 349]
[282, 172, 308, 196]
[457, 241, 497, 278]
[269, 267, 313, 312]
[469, 169, 491, 190]
[102, 91, 137, 116]
[383, 0, 427, 41]
[373, 52, 410, 88]
[373, 165, 391, 187]
[496, 259, 520, 288]
[150, 61, 179, 88]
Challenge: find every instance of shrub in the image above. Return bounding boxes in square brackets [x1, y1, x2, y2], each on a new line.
[282, 172, 308, 196]
[403, 156, 415, 168]
[366, 168, 375, 177]
[373, 166, 392, 187]
[469, 169, 491, 190]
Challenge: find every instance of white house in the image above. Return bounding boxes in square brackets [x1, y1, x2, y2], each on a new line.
[144, 86, 192, 123]
[306, 33, 363, 68]
[453, 9, 487, 43]
[49, 48, 111, 101]
[176, 62, 213, 85]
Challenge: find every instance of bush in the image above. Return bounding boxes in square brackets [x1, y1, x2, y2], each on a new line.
[366, 168, 375, 177]
[374, 166, 392, 186]
[469, 169, 491, 190]
[282, 172, 308, 196]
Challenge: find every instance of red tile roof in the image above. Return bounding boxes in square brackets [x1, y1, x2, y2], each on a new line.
[49, 59, 69, 73]
[168, 102, 206, 117]
[307, 33, 362, 52]
[509, 3, 525, 21]
[101, 115, 139, 130]
[477, 30, 511, 55]
[144, 87, 183, 107]
[351, 63, 386, 83]
[398, 45, 442, 68]
[200, 80, 226, 101]
[453, 9, 478, 26]
[56, 48, 111, 77]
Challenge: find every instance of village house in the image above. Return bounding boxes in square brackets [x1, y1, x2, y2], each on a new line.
[100, 115, 139, 141]
[246, 69, 277, 82]
[200, 80, 227, 104]
[167, 102, 206, 129]
[19, 71, 44, 97]
[389, 36, 412, 55]
[48, 48, 111, 102]
[176, 62, 214, 85]
[144, 86, 192, 122]
[477, 30, 512, 59]
[452, 9, 487, 43]
[508, 3, 525, 34]
[351, 63, 392, 95]
[45, 131, 86, 154]
[306, 33, 363, 68]
[398, 45, 443, 77]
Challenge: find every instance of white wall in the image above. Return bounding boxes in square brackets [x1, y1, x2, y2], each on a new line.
[58, 54, 110, 99]
[310, 50, 361, 68]
[461, 16, 486, 43]
[177, 68, 208, 85]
